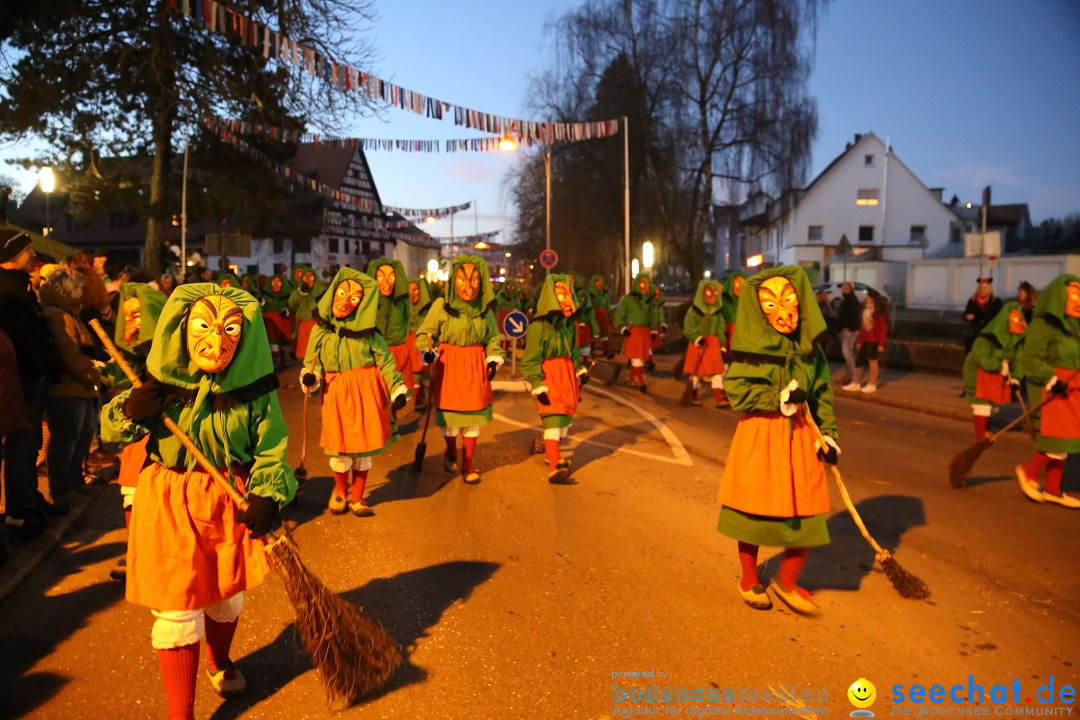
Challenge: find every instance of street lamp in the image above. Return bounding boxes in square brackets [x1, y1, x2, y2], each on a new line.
[642, 241, 655, 271]
[39, 167, 55, 236]
[632, 258, 640, 277]
[425, 214, 437, 224]
[498, 135, 518, 152]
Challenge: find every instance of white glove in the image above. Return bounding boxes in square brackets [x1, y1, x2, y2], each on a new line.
[779, 379, 806, 417]
[1000, 360, 1010, 377]
[299, 368, 322, 394]
[91, 360, 108, 370]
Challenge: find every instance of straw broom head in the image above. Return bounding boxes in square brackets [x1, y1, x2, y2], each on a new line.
[877, 550, 931, 600]
[948, 437, 993, 488]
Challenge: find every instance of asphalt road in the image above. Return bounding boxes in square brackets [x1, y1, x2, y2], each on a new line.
[1, 357, 1077, 719]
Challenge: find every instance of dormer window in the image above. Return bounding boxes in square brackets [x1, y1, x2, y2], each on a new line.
[856, 188, 880, 206]
[864, 154, 875, 166]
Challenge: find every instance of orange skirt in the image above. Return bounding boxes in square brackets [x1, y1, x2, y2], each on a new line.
[576, 321, 593, 348]
[974, 368, 1011, 405]
[407, 331, 426, 375]
[389, 342, 414, 392]
[264, 312, 294, 343]
[717, 411, 829, 518]
[293, 319, 316, 359]
[118, 435, 149, 489]
[684, 336, 725, 377]
[595, 307, 611, 335]
[1041, 367, 1080, 440]
[435, 344, 493, 412]
[320, 365, 394, 456]
[537, 356, 580, 418]
[127, 464, 268, 610]
[622, 326, 652, 361]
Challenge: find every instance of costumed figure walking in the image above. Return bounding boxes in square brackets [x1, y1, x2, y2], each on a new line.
[216, 272, 238, 289]
[716, 267, 838, 616]
[683, 279, 728, 407]
[523, 274, 590, 484]
[721, 272, 747, 352]
[288, 265, 326, 362]
[588, 275, 613, 358]
[1015, 274, 1080, 508]
[414, 255, 505, 484]
[367, 257, 413, 415]
[648, 286, 668, 370]
[568, 272, 599, 362]
[962, 300, 1027, 441]
[100, 284, 296, 719]
[301, 268, 408, 517]
[613, 273, 659, 390]
[407, 277, 434, 409]
[260, 273, 294, 370]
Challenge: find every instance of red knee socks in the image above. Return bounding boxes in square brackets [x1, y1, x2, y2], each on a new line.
[124, 508, 131, 529]
[443, 435, 457, 461]
[973, 415, 988, 440]
[777, 548, 812, 599]
[713, 388, 725, 405]
[737, 542, 760, 591]
[462, 436, 477, 474]
[204, 616, 238, 673]
[1023, 451, 1052, 480]
[158, 642, 199, 720]
[1045, 458, 1065, 496]
[332, 470, 349, 499]
[629, 366, 643, 384]
[351, 469, 369, 504]
[544, 439, 560, 470]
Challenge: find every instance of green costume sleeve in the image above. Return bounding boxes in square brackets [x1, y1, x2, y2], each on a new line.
[483, 311, 504, 360]
[724, 362, 783, 414]
[808, 349, 838, 440]
[415, 298, 447, 352]
[287, 289, 304, 313]
[587, 308, 600, 336]
[683, 308, 703, 342]
[969, 336, 1005, 373]
[370, 332, 405, 393]
[613, 296, 629, 328]
[100, 389, 150, 445]
[302, 325, 327, 394]
[522, 321, 545, 388]
[246, 392, 298, 506]
[1018, 318, 1057, 387]
[570, 324, 584, 370]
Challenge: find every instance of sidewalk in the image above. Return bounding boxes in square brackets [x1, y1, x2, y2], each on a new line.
[827, 363, 971, 420]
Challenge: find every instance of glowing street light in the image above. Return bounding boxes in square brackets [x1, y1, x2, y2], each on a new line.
[505, 251, 512, 258]
[498, 135, 518, 152]
[475, 241, 491, 250]
[704, 269, 712, 279]
[39, 167, 55, 235]
[426, 258, 439, 274]
[642, 241, 655, 270]
[632, 258, 640, 277]
[425, 214, 437, 224]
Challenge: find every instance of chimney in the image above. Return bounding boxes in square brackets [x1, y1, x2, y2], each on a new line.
[854, 133, 862, 144]
[928, 188, 943, 202]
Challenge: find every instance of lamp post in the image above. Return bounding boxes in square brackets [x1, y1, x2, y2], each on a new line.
[544, 148, 552, 276]
[623, 115, 630, 295]
[38, 167, 55, 236]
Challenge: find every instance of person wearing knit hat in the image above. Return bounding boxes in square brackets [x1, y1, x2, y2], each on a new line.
[0, 229, 32, 264]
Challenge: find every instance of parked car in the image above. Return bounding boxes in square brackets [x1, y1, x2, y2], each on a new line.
[813, 281, 891, 312]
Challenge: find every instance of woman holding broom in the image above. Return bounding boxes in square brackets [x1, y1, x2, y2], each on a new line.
[100, 283, 297, 719]
[716, 266, 838, 615]
[1015, 274, 1080, 508]
[301, 268, 409, 517]
[407, 276, 434, 409]
[962, 300, 1027, 441]
[522, 274, 590, 483]
[414, 255, 505, 484]
[682, 278, 728, 408]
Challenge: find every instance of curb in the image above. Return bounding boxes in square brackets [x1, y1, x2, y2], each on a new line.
[835, 388, 970, 421]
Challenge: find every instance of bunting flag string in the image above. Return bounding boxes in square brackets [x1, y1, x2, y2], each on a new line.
[430, 230, 501, 244]
[382, 201, 472, 220]
[171, 0, 622, 145]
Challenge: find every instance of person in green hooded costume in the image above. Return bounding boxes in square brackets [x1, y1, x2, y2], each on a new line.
[216, 272, 239, 290]
[962, 300, 1027, 441]
[647, 285, 669, 369]
[366, 257, 413, 400]
[238, 273, 260, 301]
[300, 268, 408, 517]
[522, 274, 591, 483]
[100, 283, 297, 716]
[287, 265, 326, 361]
[613, 273, 660, 389]
[588, 274, 613, 357]
[716, 266, 839, 616]
[260, 273, 294, 369]
[1015, 274, 1080, 508]
[407, 276, 435, 408]
[569, 272, 600, 362]
[415, 255, 505, 484]
[721, 271, 747, 352]
[683, 279, 728, 407]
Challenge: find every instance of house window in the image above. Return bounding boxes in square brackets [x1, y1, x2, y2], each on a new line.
[950, 227, 961, 244]
[808, 225, 823, 242]
[273, 238, 285, 254]
[856, 189, 879, 206]
[328, 238, 339, 253]
[362, 241, 371, 255]
[858, 225, 874, 243]
[910, 225, 926, 245]
[864, 154, 875, 166]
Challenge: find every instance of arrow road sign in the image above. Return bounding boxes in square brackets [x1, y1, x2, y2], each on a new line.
[503, 310, 529, 339]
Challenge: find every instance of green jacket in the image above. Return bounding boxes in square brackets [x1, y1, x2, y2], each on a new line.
[574, 286, 599, 341]
[522, 274, 584, 389]
[287, 266, 327, 328]
[963, 301, 1026, 403]
[613, 273, 658, 329]
[366, 257, 410, 346]
[106, 282, 167, 389]
[100, 284, 296, 506]
[588, 275, 611, 314]
[260, 274, 292, 314]
[726, 267, 837, 439]
[721, 271, 747, 325]
[414, 255, 503, 359]
[683, 280, 725, 342]
[496, 281, 521, 313]
[408, 277, 434, 334]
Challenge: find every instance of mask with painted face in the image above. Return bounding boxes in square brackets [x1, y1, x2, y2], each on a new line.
[270, 277, 283, 293]
[594, 278, 604, 292]
[1066, 281, 1080, 319]
[302, 271, 316, 290]
[186, 295, 243, 373]
[455, 263, 481, 302]
[376, 265, 396, 297]
[122, 296, 142, 346]
[757, 276, 800, 335]
[732, 276, 744, 297]
[409, 282, 420, 305]
[703, 285, 719, 306]
[637, 277, 650, 296]
[553, 281, 577, 317]
[1008, 309, 1027, 335]
[292, 267, 304, 284]
[332, 279, 364, 319]
[219, 277, 233, 288]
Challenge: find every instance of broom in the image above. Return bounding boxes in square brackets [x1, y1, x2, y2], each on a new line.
[800, 404, 931, 600]
[293, 370, 310, 494]
[90, 320, 400, 706]
[948, 367, 1080, 488]
[1013, 380, 1036, 440]
[412, 374, 436, 472]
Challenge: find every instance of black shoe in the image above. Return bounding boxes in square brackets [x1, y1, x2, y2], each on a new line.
[38, 500, 69, 517]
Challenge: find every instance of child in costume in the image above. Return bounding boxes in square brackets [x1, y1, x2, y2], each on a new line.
[100, 283, 296, 718]
[683, 279, 728, 407]
[721, 271, 747, 352]
[288, 265, 326, 362]
[415, 255, 505, 483]
[301, 268, 408, 517]
[407, 277, 434, 409]
[962, 300, 1026, 441]
[1015, 274, 1080, 508]
[523, 274, 590, 483]
[716, 266, 839, 615]
[367, 257, 413, 408]
[260, 273, 294, 369]
[587, 275, 613, 357]
[613, 273, 659, 389]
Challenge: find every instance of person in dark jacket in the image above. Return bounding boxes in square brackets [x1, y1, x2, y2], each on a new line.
[963, 278, 1003, 354]
[0, 229, 64, 533]
[837, 283, 863, 389]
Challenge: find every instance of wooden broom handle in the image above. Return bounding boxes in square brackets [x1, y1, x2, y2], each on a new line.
[989, 366, 1080, 441]
[88, 319, 249, 510]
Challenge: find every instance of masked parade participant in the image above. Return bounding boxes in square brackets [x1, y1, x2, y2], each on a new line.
[567, 272, 598, 363]
[288, 265, 326, 362]
[216, 272, 238, 289]
[683, 278, 728, 407]
[648, 286, 668, 370]
[415, 255, 504, 484]
[522, 274, 590, 484]
[716, 267, 838, 616]
[100, 283, 297, 719]
[722, 271, 746, 352]
[407, 277, 434, 409]
[1016, 274, 1080, 508]
[614, 273, 659, 390]
[963, 301, 1027, 441]
[260, 273, 294, 370]
[301, 268, 408, 517]
[588, 275, 613, 358]
[238, 274, 260, 300]
[367, 257, 413, 411]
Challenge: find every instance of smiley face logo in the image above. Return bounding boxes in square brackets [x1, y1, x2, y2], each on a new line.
[847, 678, 877, 714]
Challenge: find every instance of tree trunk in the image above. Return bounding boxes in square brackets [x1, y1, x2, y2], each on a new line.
[144, 112, 172, 275]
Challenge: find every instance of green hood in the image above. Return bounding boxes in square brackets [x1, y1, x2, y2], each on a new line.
[261, 273, 292, 303]
[315, 267, 380, 333]
[589, 275, 607, 295]
[409, 276, 433, 313]
[722, 271, 747, 306]
[216, 273, 239, 288]
[979, 300, 1027, 349]
[115, 283, 167, 353]
[148, 284, 274, 394]
[447, 254, 496, 316]
[366, 257, 409, 300]
[503, 279, 517, 296]
[631, 272, 653, 297]
[536, 273, 575, 318]
[692, 279, 724, 315]
[292, 265, 327, 297]
[731, 266, 827, 357]
[1033, 274, 1080, 335]
[239, 274, 260, 298]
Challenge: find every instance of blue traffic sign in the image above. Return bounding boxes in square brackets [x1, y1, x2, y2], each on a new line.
[539, 249, 559, 269]
[503, 310, 529, 338]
